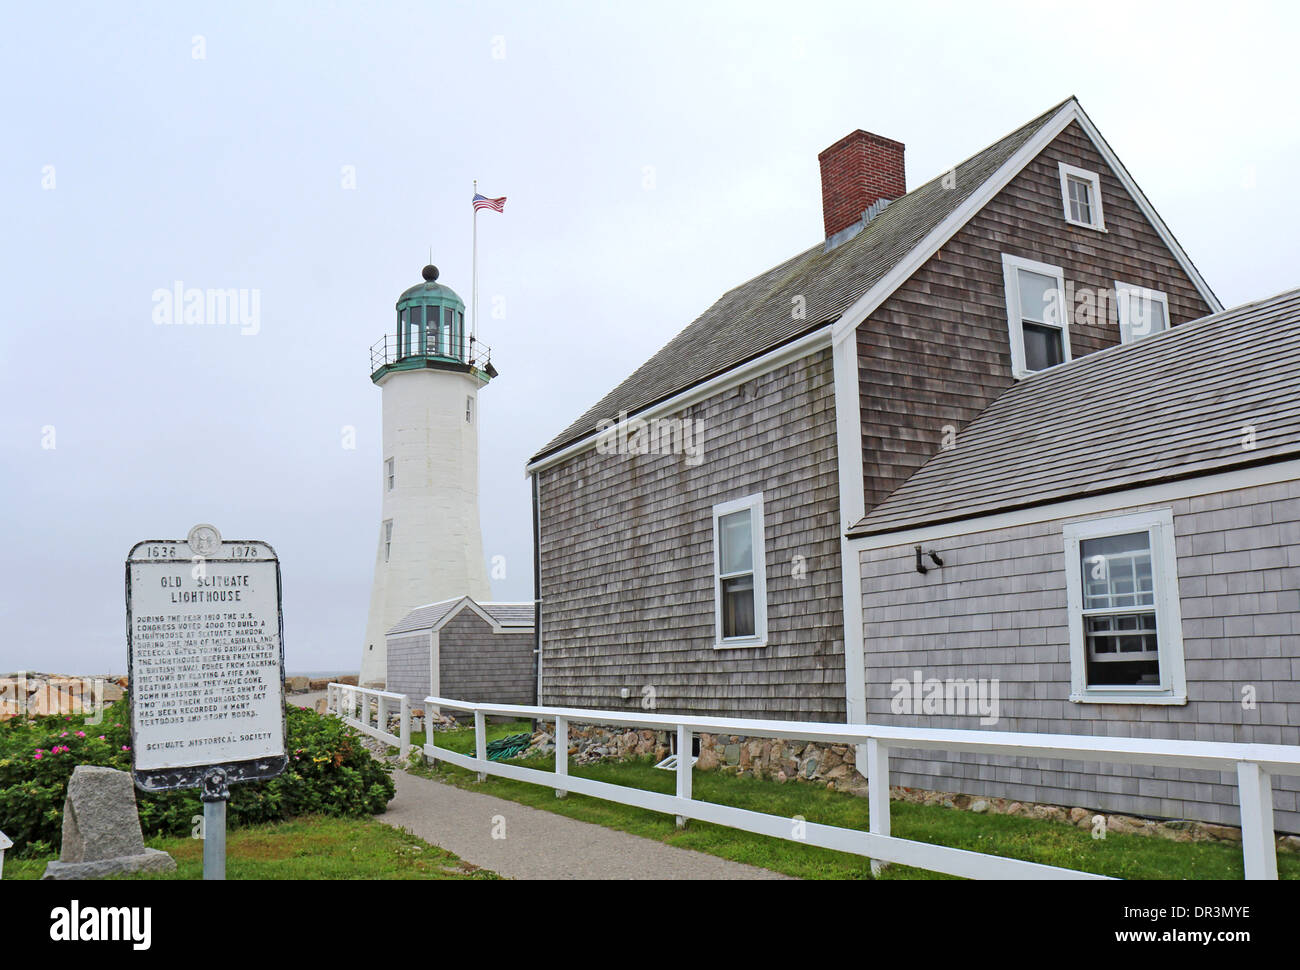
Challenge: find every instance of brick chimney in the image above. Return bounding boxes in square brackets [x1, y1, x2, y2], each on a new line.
[818, 130, 906, 240]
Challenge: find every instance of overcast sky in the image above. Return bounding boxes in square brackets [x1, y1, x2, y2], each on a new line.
[1, 1, 1296, 676]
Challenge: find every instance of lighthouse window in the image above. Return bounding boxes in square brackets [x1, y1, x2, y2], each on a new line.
[384, 458, 394, 490]
[425, 306, 442, 356]
[465, 396, 473, 423]
[404, 306, 423, 355]
[383, 520, 393, 562]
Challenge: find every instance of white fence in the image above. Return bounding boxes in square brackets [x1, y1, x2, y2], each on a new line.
[327, 683, 411, 758]
[423, 695, 1300, 880]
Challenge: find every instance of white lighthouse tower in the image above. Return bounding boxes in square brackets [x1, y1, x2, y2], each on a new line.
[359, 264, 495, 687]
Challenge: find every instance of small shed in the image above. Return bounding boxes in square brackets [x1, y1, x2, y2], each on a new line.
[386, 596, 535, 709]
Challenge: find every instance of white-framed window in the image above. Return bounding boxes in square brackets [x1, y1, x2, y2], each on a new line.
[1001, 254, 1071, 378]
[466, 395, 473, 424]
[1063, 509, 1186, 705]
[383, 519, 393, 562]
[711, 493, 767, 648]
[1058, 162, 1105, 231]
[1114, 281, 1171, 344]
[384, 458, 395, 491]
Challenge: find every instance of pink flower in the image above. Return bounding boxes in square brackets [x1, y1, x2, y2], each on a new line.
[60, 731, 68, 737]
[33, 751, 43, 760]
[122, 745, 130, 752]
[98, 735, 106, 741]
[76, 731, 86, 738]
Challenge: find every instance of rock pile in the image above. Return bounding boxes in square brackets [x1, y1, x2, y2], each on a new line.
[0, 673, 125, 721]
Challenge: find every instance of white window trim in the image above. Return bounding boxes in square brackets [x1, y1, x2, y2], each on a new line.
[1114, 280, 1171, 344]
[1063, 509, 1187, 705]
[1058, 162, 1106, 231]
[1001, 254, 1072, 379]
[384, 457, 395, 491]
[383, 519, 393, 562]
[711, 492, 768, 649]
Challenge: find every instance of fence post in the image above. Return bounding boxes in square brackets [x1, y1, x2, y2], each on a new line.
[555, 716, 569, 798]
[377, 694, 387, 740]
[866, 738, 891, 876]
[675, 724, 692, 829]
[1237, 761, 1278, 880]
[474, 710, 487, 782]
[399, 695, 410, 760]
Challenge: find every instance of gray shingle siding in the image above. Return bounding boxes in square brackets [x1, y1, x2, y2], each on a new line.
[387, 633, 430, 706]
[859, 478, 1300, 832]
[438, 610, 536, 705]
[537, 348, 845, 722]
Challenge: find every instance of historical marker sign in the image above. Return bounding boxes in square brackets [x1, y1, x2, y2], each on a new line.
[125, 525, 287, 793]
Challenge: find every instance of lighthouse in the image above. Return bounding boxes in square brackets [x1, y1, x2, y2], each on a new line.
[359, 264, 495, 687]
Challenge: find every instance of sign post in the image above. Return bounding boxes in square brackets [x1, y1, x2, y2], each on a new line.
[125, 524, 287, 881]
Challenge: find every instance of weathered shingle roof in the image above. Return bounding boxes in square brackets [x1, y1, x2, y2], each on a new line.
[847, 288, 1300, 537]
[530, 99, 1073, 462]
[387, 597, 534, 635]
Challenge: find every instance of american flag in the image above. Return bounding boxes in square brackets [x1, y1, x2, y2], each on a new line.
[473, 193, 506, 213]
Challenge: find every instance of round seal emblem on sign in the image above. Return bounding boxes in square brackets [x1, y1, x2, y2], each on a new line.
[187, 523, 222, 558]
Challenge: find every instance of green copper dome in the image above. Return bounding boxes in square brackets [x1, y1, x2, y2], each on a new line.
[396, 264, 466, 312]
[369, 264, 494, 384]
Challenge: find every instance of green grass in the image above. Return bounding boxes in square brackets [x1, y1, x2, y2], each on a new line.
[3, 815, 498, 880]
[410, 748, 1300, 881]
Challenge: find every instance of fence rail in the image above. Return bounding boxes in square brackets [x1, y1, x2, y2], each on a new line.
[422, 695, 1300, 880]
[327, 683, 411, 758]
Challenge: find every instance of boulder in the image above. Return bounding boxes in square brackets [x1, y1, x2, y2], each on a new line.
[42, 766, 174, 880]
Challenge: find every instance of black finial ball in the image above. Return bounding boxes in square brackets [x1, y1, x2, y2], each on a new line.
[422, 264, 439, 282]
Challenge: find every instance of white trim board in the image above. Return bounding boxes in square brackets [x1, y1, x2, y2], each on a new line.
[828, 99, 1221, 347]
[846, 457, 1300, 552]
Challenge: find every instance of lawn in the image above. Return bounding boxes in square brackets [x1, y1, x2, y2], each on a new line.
[3, 815, 498, 880]
[411, 724, 1299, 880]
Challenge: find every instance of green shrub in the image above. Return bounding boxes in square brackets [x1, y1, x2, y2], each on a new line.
[0, 698, 395, 857]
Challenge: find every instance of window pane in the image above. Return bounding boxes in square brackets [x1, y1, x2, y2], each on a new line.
[1068, 178, 1092, 224]
[1084, 612, 1159, 686]
[1081, 532, 1154, 609]
[1017, 269, 1061, 324]
[1127, 293, 1168, 339]
[722, 575, 755, 638]
[719, 510, 753, 575]
[1022, 322, 1064, 371]
[405, 305, 423, 354]
[425, 306, 441, 354]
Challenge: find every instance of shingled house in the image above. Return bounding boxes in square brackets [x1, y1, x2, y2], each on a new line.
[526, 96, 1219, 724]
[847, 289, 1300, 832]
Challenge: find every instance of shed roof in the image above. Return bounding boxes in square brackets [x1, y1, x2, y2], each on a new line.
[847, 287, 1300, 538]
[387, 596, 534, 636]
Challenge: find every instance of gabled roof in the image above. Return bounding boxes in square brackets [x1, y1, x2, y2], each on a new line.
[847, 288, 1300, 538]
[387, 596, 534, 636]
[530, 99, 1073, 463]
[529, 97, 1221, 467]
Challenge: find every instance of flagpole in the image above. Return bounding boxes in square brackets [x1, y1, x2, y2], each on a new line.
[471, 178, 479, 347]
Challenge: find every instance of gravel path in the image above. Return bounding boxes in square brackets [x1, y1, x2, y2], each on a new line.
[377, 769, 791, 880]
